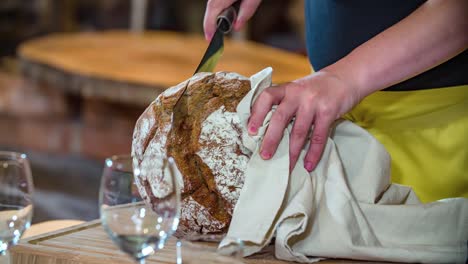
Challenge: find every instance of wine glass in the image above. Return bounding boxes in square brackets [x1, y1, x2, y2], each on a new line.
[0, 151, 34, 259]
[99, 155, 180, 264]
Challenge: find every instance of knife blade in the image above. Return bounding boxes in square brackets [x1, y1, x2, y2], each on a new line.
[173, 2, 240, 109]
[193, 29, 224, 74]
[194, 2, 240, 73]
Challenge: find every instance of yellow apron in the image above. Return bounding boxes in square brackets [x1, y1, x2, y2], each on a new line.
[344, 85, 468, 203]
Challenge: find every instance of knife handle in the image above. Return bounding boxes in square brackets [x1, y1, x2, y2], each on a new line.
[216, 1, 241, 34]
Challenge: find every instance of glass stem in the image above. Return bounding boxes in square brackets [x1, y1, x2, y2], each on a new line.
[176, 239, 182, 264]
[138, 258, 145, 264]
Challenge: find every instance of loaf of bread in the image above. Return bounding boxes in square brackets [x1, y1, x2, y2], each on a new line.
[132, 72, 252, 237]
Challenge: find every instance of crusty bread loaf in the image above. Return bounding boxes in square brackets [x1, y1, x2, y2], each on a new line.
[132, 72, 251, 237]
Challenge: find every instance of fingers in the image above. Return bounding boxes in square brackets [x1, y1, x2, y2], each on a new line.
[248, 85, 284, 135]
[204, 0, 237, 40]
[249, 83, 335, 172]
[304, 109, 334, 172]
[235, 0, 262, 31]
[248, 84, 289, 161]
[260, 103, 297, 160]
[288, 105, 315, 172]
[245, 71, 354, 172]
[204, 0, 262, 40]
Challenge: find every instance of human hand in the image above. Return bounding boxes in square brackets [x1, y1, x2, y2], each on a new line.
[248, 71, 362, 172]
[203, 0, 262, 40]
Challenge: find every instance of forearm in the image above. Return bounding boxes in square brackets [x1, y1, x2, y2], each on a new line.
[322, 0, 468, 99]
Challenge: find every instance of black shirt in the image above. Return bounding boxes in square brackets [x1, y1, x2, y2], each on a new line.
[305, 0, 468, 91]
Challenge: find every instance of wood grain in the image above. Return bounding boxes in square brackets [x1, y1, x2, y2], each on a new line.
[10, 221, 394, 264]
[18, 30, 312, 106]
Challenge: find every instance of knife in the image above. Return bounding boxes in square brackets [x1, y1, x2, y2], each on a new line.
[173, 2, 241, 108]
[194, 1, 240, 73]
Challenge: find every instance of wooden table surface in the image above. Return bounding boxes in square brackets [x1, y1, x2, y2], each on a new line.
[10, 220, 393, 264]
[18, 30, 312, 106]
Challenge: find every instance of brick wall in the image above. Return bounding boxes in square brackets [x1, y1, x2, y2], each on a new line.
[0, 71, 145, 160]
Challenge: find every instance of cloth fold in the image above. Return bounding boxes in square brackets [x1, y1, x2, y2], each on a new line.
[220, 67, 468, 263]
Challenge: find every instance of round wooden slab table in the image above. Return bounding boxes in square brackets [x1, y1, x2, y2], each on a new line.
[18, 30, 311, 106]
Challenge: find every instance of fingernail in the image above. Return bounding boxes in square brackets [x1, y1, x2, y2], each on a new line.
[234, 17, 242, 30]
[205, 32, 212, 41]
[248, 125, 257, 135]
[305, 162, 314, 172]
[260, 150, 271, 160]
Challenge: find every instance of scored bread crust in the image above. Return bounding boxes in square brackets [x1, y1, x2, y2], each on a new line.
[132, 72, 251, 237]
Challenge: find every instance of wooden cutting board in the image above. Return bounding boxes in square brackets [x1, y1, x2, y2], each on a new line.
[9, 221, 390, 264]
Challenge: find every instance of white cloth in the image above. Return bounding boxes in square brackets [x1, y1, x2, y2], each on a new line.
[220, 67, 468, 263]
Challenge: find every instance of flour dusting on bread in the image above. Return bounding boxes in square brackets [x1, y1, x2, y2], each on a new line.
[132, 71, 251, 237]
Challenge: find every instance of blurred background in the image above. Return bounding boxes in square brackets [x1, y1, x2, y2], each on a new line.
[0, 0, 306, 223]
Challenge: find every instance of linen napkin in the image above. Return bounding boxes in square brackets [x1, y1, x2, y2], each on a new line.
[220, 67, 468, 263]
